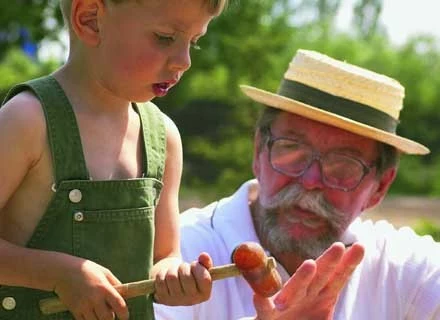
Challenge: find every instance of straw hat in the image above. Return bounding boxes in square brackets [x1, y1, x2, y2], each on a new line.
[240, 49, 429, 155]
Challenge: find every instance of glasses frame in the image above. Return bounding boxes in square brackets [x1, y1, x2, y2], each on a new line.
[266, 130, 376, 192]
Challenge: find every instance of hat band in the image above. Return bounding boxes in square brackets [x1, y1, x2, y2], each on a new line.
[278, 79, 399, 133]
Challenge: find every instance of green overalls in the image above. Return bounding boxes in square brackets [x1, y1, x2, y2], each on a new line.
[0, 76, 165, 319]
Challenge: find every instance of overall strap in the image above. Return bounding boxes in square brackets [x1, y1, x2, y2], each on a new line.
[136, 101, 166, 182]
[2, 75, 89, 183]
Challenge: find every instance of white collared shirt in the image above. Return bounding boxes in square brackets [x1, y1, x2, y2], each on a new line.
[154, 180, 440, 320]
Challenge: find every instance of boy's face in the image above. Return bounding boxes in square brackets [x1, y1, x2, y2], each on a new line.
[91, 0, 214, 102]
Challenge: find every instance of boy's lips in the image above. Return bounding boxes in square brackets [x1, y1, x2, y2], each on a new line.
[152, 79, 178, 97]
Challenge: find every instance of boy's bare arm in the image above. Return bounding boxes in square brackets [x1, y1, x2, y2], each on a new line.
[0, 92, 65, 290]
[0, 92, 73, 289]
[150, 113, 213, 306]
[152, 113, 183, 266]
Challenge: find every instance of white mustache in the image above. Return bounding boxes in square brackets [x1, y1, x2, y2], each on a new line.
[261, 184, 346, 231]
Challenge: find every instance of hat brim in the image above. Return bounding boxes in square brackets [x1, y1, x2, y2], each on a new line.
[241, 85, 429, 155]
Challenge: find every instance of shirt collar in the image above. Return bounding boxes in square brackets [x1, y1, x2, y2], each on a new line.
[211, 179, 261, 261]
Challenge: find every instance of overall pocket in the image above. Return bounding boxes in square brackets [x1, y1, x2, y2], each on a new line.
[72, 206, 155, 284]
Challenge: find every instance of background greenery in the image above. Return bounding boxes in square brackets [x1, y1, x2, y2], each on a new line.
[160, 0, 440, 201]
[1, 1, 439, 213]
[414, 220, 440, 242]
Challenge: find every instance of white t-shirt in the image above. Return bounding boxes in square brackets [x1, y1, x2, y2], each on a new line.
[154, 180, 440, 320]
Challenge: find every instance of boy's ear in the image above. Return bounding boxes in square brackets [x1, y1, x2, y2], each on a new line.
[71, 0, 105, 46]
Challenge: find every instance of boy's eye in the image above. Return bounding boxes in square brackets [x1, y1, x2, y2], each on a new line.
[155, 33, 175, 45]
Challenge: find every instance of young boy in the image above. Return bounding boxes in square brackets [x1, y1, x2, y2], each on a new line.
[0, 0, 227, 319]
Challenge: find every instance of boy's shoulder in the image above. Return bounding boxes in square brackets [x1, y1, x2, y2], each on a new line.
[0, 90, 48, 169]
[2, 75, 57, 118]
[1, 90, 46, 131]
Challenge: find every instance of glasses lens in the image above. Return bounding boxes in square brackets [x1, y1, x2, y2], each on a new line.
[270, 139, 312, 176]
[322, 153, 365, 189]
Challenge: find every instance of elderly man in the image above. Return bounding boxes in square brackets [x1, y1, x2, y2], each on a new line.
[154, 49, 440, 319]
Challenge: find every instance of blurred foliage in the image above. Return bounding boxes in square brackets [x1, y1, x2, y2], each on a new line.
[0, 49, 58, 100]
[1, 0, 440, 201]
[414, 220, 440, 242]
[0, 0, 63, 59]
[352, 0, 384, 40]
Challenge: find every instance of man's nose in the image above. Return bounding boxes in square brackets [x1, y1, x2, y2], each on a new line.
[299, 160, 325, 190]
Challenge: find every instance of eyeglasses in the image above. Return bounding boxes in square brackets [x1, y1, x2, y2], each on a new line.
[267, 132, 376, 192]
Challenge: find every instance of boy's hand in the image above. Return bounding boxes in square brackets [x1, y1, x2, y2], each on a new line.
[53, 258, 129, 320]
[253, 242, 365, 320]
[153, 252, 213, 306]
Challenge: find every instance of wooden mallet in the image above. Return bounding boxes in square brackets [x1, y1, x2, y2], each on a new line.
[39, 243, 281, 315]
[232, 241, 283, 297]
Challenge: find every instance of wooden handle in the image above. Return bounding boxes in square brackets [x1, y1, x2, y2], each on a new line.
[39, 258, 275, 315]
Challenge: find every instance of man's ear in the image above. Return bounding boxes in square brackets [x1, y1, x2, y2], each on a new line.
[364, 167, 397, 210]
[71, 0, 105, 46]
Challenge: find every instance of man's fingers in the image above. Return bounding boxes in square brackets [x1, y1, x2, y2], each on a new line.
[307, 242, 345, 296]
[253, 293, 275, 320]
[252, 244, 364, 320]
[325, 242, 365, 294]
[343, 243, 365, 265]
[274, 259, 316, 307]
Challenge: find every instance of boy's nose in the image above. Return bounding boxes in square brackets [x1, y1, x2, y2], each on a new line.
[299, 160, 325, 191]
[169, 46, 191, 72]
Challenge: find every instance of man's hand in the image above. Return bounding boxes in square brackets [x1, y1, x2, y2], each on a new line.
[253, 242, 365, 320]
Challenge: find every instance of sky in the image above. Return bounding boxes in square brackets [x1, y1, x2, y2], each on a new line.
[336, 0, 440, 45]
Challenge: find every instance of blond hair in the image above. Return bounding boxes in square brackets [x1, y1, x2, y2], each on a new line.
[60, 0, 228, 26]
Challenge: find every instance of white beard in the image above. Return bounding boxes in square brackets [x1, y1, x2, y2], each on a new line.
[255, 184, 349, 259]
